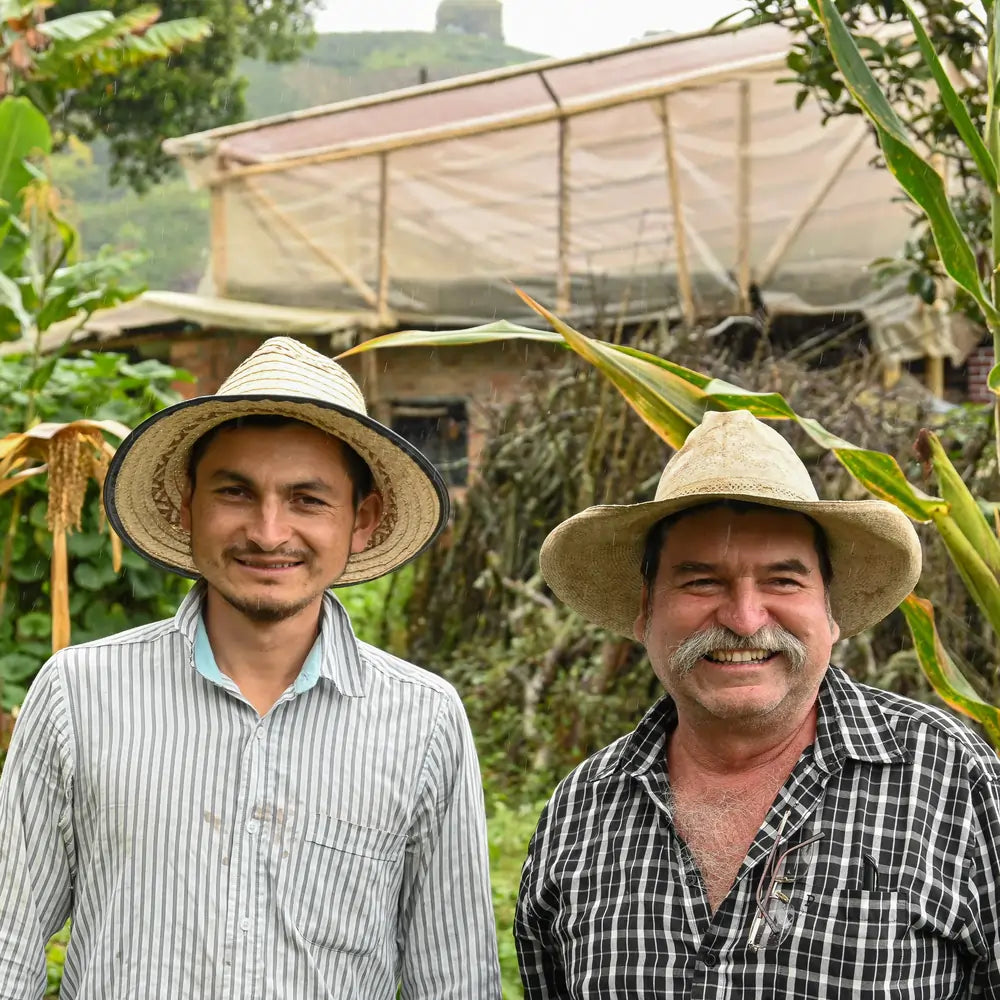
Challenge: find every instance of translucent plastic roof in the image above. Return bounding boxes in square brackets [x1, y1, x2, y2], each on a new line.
[163, 23, 965, 360]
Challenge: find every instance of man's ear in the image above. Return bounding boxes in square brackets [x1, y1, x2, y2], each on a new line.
[350, 491, 383, 554]
[633, 583, 650, 643]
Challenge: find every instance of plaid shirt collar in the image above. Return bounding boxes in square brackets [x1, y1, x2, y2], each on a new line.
[596, 665, 908, 784]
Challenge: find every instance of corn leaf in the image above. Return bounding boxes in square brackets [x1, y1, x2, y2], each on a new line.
[336, 321, 563, 359]
[987, 361, 1000, 395]
[612, 346, 713, 390]
[514, 288, 706, 447]
[811, 0, 1000, 325]
[901, 0, 997, 191]
[930, 511, 1000, 633]
[921, 430, 1000, 575]
[900, 595, 1000, 749]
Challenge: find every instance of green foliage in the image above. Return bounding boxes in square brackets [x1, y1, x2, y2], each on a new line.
[334, 565, 415, 654]
[44, 921, 69, 999]
[742, 0, 992, 318]
[487, 799, 544, 999]
[0, 352, 192, 709]
[43, 0, 320, 191]
[0, 96, 147, 345]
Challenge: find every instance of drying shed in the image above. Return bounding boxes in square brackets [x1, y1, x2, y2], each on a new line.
[161, 20, 966, 366]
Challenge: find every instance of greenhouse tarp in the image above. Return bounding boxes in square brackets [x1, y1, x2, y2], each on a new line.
[163, 23, 976, 362]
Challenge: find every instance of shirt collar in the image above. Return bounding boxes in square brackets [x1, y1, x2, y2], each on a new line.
[173, 581, 366, 698]
[811, 665, 907, 772]
[594, 664, 906, 781]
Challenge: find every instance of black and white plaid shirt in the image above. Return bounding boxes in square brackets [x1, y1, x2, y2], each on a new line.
[515, 666, 1000, 998]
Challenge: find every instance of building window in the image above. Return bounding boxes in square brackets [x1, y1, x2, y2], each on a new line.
[391, 399, 469, 487]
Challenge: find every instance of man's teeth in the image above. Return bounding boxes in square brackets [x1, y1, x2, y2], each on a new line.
[243, 561, 297, 568]
[705, 649, 772, 663]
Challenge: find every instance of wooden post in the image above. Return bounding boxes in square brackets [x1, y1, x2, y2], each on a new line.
[367, 153, 391, 425]
[556, 117, 571, 313]
[926, 355, 945, 398]
[376, 152, 391, 324]
[657, 95, 695, 325]
[210, 159, 228, 295]
[736, 79, 752, 312]
[882, 358, 902, 390]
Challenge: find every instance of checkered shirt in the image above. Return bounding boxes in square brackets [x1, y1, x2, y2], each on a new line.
[515, 666, 1000, 998]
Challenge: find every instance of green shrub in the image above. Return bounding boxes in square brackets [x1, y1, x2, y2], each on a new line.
[0, 352, 192, 709]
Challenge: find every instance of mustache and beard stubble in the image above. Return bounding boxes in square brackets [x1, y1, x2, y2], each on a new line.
[659, 623, 809, 677]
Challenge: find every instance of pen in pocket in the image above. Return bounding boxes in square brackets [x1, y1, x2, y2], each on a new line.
[861, 853, 880, 891]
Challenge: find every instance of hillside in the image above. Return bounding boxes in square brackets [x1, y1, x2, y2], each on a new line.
[243, 31, 544, 119]
[63, 31, 546, 292]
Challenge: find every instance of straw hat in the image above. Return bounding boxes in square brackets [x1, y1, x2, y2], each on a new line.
[105, 336, 449, 584]
[539, 409, 921, 638]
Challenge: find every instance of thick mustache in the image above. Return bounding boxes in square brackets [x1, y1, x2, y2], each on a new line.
[665, 624, 807, 676]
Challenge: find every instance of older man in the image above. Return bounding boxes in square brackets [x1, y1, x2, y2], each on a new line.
[515, 408, 1000, 998]
[0, 337, 500, 1000]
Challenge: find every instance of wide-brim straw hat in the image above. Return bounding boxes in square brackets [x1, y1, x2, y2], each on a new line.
[540, 409, 922, 638]
[105, 336, 449, 585]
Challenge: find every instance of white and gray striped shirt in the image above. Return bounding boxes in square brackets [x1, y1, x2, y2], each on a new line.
[0, 583, 500, 999]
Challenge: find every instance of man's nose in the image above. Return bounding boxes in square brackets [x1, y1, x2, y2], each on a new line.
[245, 497, 291, 550]
[715, 582, 771, 637]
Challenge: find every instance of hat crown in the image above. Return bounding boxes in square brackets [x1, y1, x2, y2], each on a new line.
[654, 408, 819, 503]
[218, 336, 368, 415]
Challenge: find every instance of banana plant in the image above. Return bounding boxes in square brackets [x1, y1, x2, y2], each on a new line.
[1, 2, 211, 113]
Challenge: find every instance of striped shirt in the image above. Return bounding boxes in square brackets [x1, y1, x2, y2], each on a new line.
[0, 583, 500, 999]
[515, 666, 1000, 998]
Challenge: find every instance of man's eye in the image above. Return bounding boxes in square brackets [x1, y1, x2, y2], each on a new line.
[217, 486, 248, 498]
[683, 578, 718, 589]
[295, 495, 326, 507]
[770, 577, 803, 588]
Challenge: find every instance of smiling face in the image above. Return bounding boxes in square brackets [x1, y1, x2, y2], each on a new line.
[634, 505, 839, 732]
[181, 422, 381, 625]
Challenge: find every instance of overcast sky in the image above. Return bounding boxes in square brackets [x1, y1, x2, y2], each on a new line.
[314, 1, 749, 58]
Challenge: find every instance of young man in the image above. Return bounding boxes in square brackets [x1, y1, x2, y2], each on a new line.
[0, 337, 500, 999]
[516, 408, 1000, 998]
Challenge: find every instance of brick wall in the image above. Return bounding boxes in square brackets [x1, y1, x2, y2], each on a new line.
[966, 344, 995, 403]
[169, 334, 268, 399]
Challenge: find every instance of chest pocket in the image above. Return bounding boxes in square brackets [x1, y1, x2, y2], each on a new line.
[770, 889, 965, 1000]
[287, 814, 406, 955]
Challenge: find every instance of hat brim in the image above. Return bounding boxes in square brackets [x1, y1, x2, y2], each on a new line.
[539, 492, 922, 638]
[105, 394, 450, 584]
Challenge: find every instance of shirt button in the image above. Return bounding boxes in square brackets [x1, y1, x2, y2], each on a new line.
[699, 950, 717, 968]
[240, 916, 250, 932]
[255, 727, 264, 742]
[246, 820, 259, 835]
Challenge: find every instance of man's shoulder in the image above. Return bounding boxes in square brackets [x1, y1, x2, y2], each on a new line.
[544, 731, 637, 809]
[355, 639, 460, 704]
[56, 615, 179, 660]
[852, 675, 1000, 781]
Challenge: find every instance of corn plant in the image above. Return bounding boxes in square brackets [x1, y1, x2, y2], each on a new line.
[337, 5, 1000, 751]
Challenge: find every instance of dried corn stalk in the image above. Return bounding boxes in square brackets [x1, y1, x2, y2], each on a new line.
[0, 419, 131, 652]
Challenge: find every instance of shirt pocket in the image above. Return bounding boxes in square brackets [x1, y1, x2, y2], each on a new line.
[288, 814, 406, 955]
[780, 890, 918, 998]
